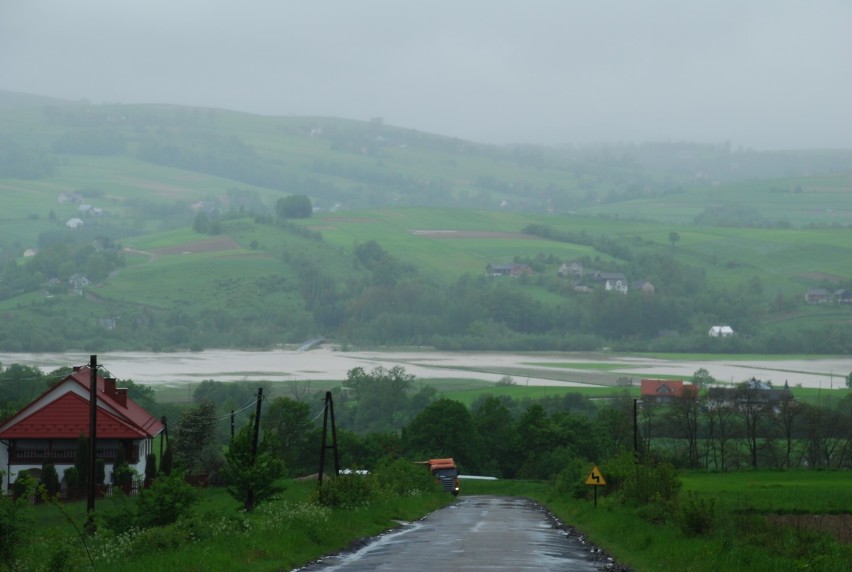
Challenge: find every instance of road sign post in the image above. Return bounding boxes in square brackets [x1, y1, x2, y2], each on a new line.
[585, 465, 606, 507]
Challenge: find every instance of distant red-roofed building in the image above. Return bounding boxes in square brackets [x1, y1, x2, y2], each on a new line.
[0, 365, 163, 491]
[640, 379, 698, 402]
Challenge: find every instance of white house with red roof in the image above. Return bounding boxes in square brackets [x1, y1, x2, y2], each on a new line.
[0, 365, 164, 491]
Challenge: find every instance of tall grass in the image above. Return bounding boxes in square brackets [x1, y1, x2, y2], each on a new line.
[13, 479, 454, 571]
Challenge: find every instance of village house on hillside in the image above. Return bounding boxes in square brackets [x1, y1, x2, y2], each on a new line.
[640, 379, 698, 403]
[708, 325, 734, 337]
[707, 378, 793, 410]
[486, 263, 533, 277]
[593, 271, 628, 294]
[804, 288, 831, 304]
[0, 366, 163, 492]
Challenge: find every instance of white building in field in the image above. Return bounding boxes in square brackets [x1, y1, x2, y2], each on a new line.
[708, 325, 734, 337]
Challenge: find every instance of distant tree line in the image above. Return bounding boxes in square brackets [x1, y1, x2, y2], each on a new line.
[135, 367, 852, 487]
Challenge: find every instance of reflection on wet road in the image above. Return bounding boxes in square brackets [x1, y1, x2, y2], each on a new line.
[299, 495, 605, 571]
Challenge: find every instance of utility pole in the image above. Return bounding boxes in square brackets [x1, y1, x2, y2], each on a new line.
[245, 388, 263, 511]
[633, 398, 640, 463]
[317, 391, 340, 489]
[86, 354, 98, 534]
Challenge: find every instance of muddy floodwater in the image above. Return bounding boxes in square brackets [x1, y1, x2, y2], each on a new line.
[1, 348, 849, 391]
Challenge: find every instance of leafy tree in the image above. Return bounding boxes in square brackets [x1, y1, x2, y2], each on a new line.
[222, 418, 285, 511]
[667, 390, 702, 468]
[276, 194, 312, 219]
[261, 397, 314, 477]
[111, 446, 135, 489]
[669, 231, 680, 248]
[775, 389, 803, 469]
[691, 368, 714, 388]
[144, 453, 158, 482]
[705, 387, 738, 471]
[471, 397, 520, 478]
[735, 380, 766, 469]
[40, 462, 60, 496]
[403, 398, 485, 473]
[343, 366, 417, 433]
[73, 434, 89, 488]
[192, 211, 209, 233]
[160, 441, 174, 476]
[846, 371, 852, 390]
[173, 401, 219, 475]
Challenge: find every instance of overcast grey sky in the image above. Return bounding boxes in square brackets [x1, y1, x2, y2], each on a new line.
[2, 1, 850, 150]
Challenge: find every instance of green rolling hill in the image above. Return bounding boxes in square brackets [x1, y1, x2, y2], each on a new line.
[1, 92, 852, 353]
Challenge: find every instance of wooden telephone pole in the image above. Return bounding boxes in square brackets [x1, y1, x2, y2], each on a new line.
[85, 354, 98, 534]
[317, 391, 340, 488]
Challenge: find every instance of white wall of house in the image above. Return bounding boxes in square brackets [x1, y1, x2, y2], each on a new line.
[2, 437, 155, 491]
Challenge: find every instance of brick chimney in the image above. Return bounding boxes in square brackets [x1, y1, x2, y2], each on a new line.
[114, 388, 128, 407]
[104, 377, 117, 398]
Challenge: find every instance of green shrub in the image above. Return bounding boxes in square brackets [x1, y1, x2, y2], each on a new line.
[134, 471, 199, 528]
[675, 491, 715, 537]
[160, 443, 173, 476]
[112, 447, 135, 487]
[0, 484, 32, 563]
[13, 471, 36, 499]
[95, 458, 105, 486]
[144, 453, 157, 482]
[602, 451, 681, 506]
[551, 459, 593, 500]
[63, 466, 79, 487]
[373, 458, 439, 496]
[636, 494, 676, 525]
[311, 473, 377, 509]
[41, 463, 61, 497]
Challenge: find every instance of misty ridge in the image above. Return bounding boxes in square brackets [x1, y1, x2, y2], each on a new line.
[2, 90, 851, 217]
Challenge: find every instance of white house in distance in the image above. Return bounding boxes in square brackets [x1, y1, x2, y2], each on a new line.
[0, 366, 163, 491]
[708, 325, 735, 337]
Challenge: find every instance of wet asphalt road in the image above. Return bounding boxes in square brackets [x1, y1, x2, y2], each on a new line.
[298, 495, 611, 571]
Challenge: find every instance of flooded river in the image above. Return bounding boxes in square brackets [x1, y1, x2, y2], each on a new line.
[1, 348, 849, 391]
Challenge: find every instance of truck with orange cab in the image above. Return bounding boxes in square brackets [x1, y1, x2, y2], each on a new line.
[420, 458, 460, 496]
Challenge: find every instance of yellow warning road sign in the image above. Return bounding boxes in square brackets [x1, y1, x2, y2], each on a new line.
[585, 465, 606, 486]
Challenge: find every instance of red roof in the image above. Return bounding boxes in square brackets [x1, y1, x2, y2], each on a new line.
[0, 393, 147, 439]
[0, 366, 164, 440]
[640, 379, 697, 398]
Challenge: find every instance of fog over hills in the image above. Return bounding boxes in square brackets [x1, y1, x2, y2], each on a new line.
[2, 1, 851, 151]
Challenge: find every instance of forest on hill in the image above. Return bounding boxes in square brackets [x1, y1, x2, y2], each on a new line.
[2, 93, 852, 353]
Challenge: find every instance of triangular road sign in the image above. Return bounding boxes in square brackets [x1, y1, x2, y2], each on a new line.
[585, 465, 606, 486]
